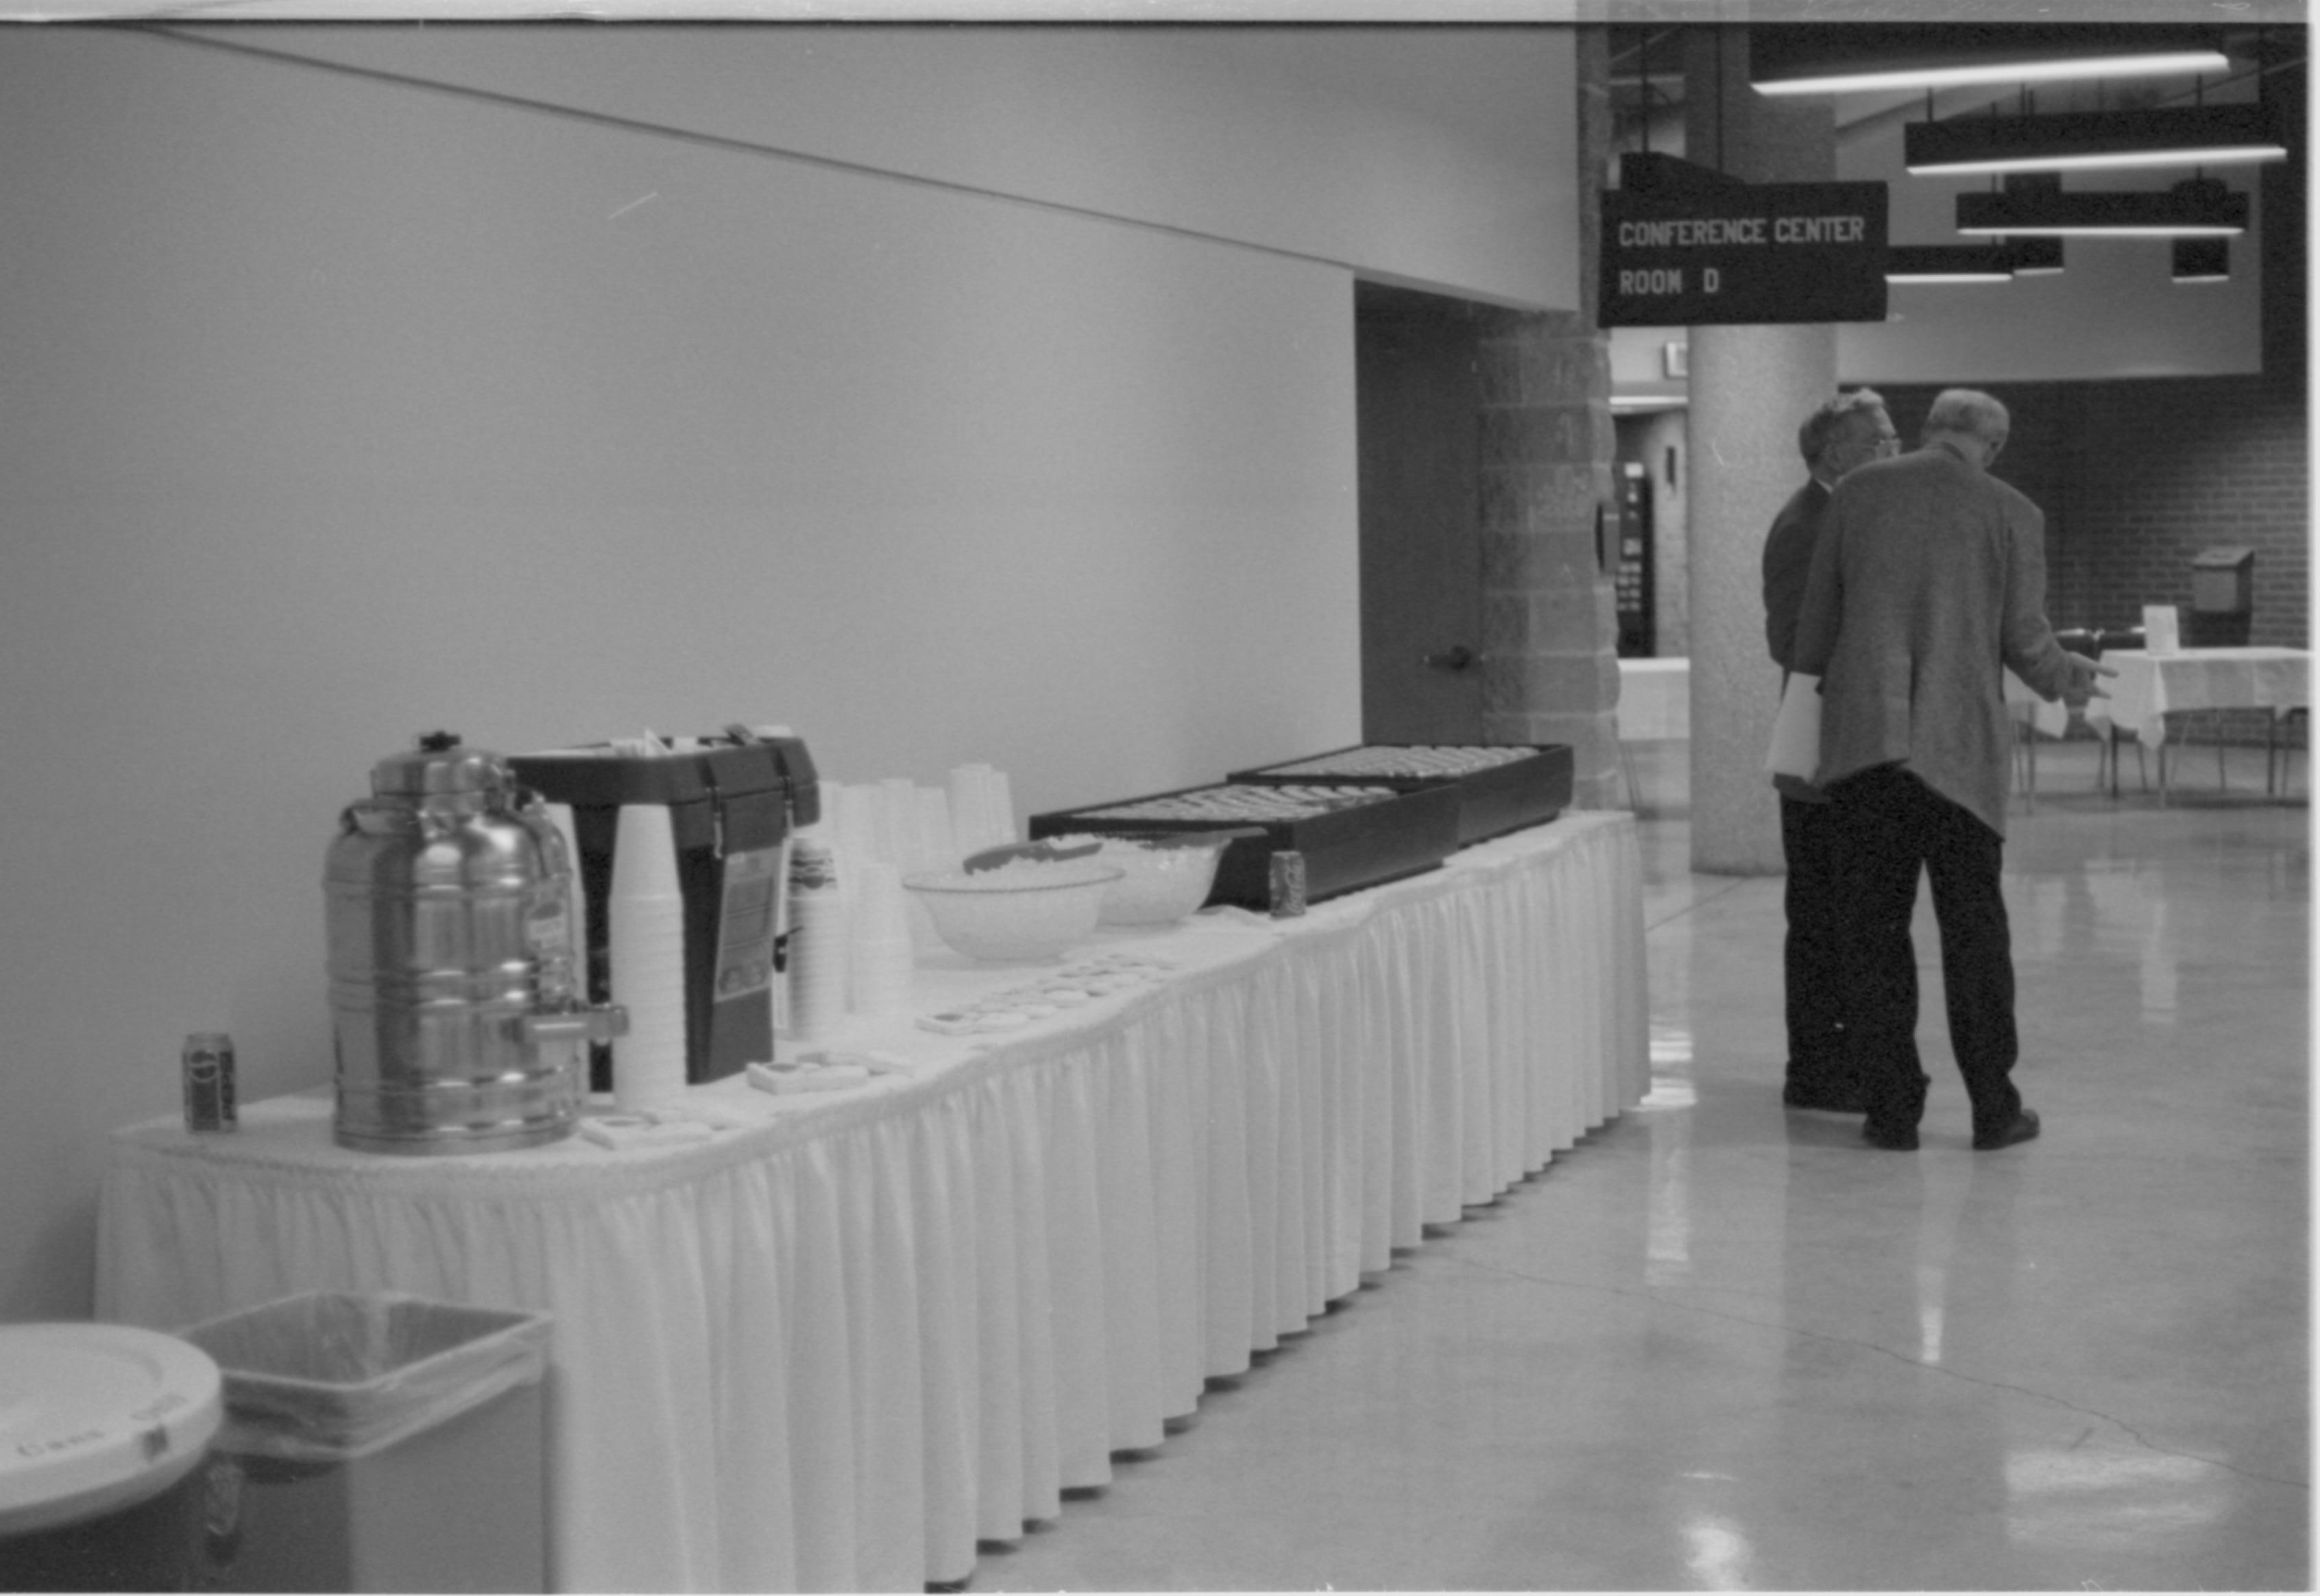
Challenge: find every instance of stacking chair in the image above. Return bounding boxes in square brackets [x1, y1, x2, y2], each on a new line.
[2092, 626, 2151, 796]
[2010, 627, 2096, 809]
[2267, 707, 2306, 798]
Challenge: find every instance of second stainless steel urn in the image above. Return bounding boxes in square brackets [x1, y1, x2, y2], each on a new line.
[325, 732, 625, 1154]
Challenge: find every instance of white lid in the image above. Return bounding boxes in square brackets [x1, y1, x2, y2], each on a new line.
[0, 1323, 223, 1536]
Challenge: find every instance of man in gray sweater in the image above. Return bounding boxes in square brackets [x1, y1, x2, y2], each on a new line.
[1790, 389, 2110, 1152]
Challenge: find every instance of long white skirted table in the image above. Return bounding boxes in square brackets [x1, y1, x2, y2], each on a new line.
[98, 813, 1648, 1595]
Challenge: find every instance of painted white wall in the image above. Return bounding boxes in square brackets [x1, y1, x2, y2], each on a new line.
[0, 24, 1579, 1318]
[210, 23, 1580, 313]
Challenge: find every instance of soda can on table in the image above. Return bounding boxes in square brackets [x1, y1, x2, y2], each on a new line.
[182, 1032, 237, 1132]
[1268, 850, 1307, 918]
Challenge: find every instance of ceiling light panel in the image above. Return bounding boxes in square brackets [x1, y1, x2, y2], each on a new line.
[2001, 237, 2067, 274]
[1906, 104, 2286, 176]
[1956, 180, 2249, 237]
[1756, 50, 2230, 97]
[1745, 22, 2240, 101]
[1885, 245, 2016, 283]
[2171, 237, 2231, 282]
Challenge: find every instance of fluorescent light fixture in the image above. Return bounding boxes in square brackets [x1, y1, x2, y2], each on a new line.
[2003, 237, 2067, 274]
[1885, 245, 2016, 284]
[1957, 177, 2247, 237]
[1756, 49, 2228, 97]
[1906, 104, 2286, 176]
[1611, 395, 1689, 413]
[2172, 237, 2231, 282]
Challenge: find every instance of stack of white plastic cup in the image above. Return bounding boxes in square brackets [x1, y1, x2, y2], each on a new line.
[878, 778, 920, 873]
[987, 769, 1015, 845]
[609, 804, 690, 1111]
[848, 860, 916, 1020]
[915, 786, 958, 869]
[946, 766, 986, 855]
[947, 764, 1017, 856]
[835, 784, 883, 871]
[785, 836, 849, 1045]
[905, 786, 957, 953]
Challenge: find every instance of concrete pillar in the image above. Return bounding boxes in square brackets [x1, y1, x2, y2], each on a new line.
[1687, 324, 1835, 872]
[1682, 27, 1839, 874]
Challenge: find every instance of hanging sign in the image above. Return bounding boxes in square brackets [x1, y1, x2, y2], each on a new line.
[1599, 180, 1889, 327]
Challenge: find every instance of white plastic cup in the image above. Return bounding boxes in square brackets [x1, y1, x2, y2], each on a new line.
[947, 765, 993, 854]
[613, 805, 683, 901]
[787, 889, 849, 1043]
[916, 786, 957, 871]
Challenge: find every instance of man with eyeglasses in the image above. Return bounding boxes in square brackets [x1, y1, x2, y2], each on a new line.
[1763, 389, 1898, 1116]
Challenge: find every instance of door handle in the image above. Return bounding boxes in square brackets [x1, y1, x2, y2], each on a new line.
[1423, 645, 1477, 673]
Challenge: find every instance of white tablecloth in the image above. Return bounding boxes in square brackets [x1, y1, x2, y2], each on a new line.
[2094, 646, 2311, 749]
[2004, 667, 2070, 740]
[98, 814, 1649, 1595]
[1616, 657, 1689, 741]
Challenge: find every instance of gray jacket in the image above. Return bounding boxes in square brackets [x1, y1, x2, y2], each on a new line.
[1790, 440, 2077, 836]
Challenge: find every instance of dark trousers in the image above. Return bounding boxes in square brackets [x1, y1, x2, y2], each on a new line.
[1778, 793, 1851, 1092]
[1826, 764, 2022, 1138]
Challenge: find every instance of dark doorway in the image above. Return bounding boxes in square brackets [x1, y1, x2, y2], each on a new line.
[1355, 281, 1485, 745]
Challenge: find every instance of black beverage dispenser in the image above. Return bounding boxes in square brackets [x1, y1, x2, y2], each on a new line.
[509, 729, 819, 1088]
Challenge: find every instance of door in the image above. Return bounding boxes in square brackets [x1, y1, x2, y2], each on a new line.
[1356, 284, 1484, 745]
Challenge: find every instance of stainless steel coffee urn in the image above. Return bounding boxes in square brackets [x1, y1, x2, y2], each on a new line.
[325, 733, 626, 1154]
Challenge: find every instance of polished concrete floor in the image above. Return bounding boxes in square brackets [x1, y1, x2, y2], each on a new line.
[972, 738, 2311, 1592]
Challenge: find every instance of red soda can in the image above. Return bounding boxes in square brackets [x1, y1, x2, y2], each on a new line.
[183, 1033, 237, 1132]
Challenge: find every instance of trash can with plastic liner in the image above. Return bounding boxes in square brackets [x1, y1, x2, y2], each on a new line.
[179, 1290, 551, 1594]
[1, 1323, 226, 1593]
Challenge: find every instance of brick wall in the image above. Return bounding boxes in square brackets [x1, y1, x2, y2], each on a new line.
[1877, 369, 2308, 741]
[1475, 309, 1623, 803]
[1874, 372, 2308, 647]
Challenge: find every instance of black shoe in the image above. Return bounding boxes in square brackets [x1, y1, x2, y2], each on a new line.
[1861, 1122, 1919, 1151]
[1784, 1083, 1867, 1113]
[1972, 1109, 2041, 1151]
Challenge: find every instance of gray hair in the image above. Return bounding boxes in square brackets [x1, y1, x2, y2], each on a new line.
[1796, 388, 1889, 468]
[1924, 388, 2010, 450]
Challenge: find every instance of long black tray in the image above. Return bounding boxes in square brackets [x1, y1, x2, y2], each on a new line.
[1227, 744, 1573, 847]
[1028, 782, 1462, 910]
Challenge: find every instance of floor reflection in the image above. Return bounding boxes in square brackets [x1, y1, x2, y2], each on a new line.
[969, 737, 2308, 1594]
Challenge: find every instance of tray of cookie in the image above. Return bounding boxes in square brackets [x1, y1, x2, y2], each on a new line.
[1026, 780, 1460, 910]
[1226, 743, 1573, 847]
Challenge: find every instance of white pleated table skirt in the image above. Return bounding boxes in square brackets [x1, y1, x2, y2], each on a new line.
[99, 812, 1650, 1594]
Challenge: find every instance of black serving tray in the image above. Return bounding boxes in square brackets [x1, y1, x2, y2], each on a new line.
[1227, 744, 1573, 847]
[1028, 782, 1461, 910]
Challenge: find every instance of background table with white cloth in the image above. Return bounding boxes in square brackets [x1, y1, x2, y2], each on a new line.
[1615, 657, 1689, 742]
[99, 812, 1649, 1595]
[2090, 646, 2311, 801]
[1615, 657, 1689, 809]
